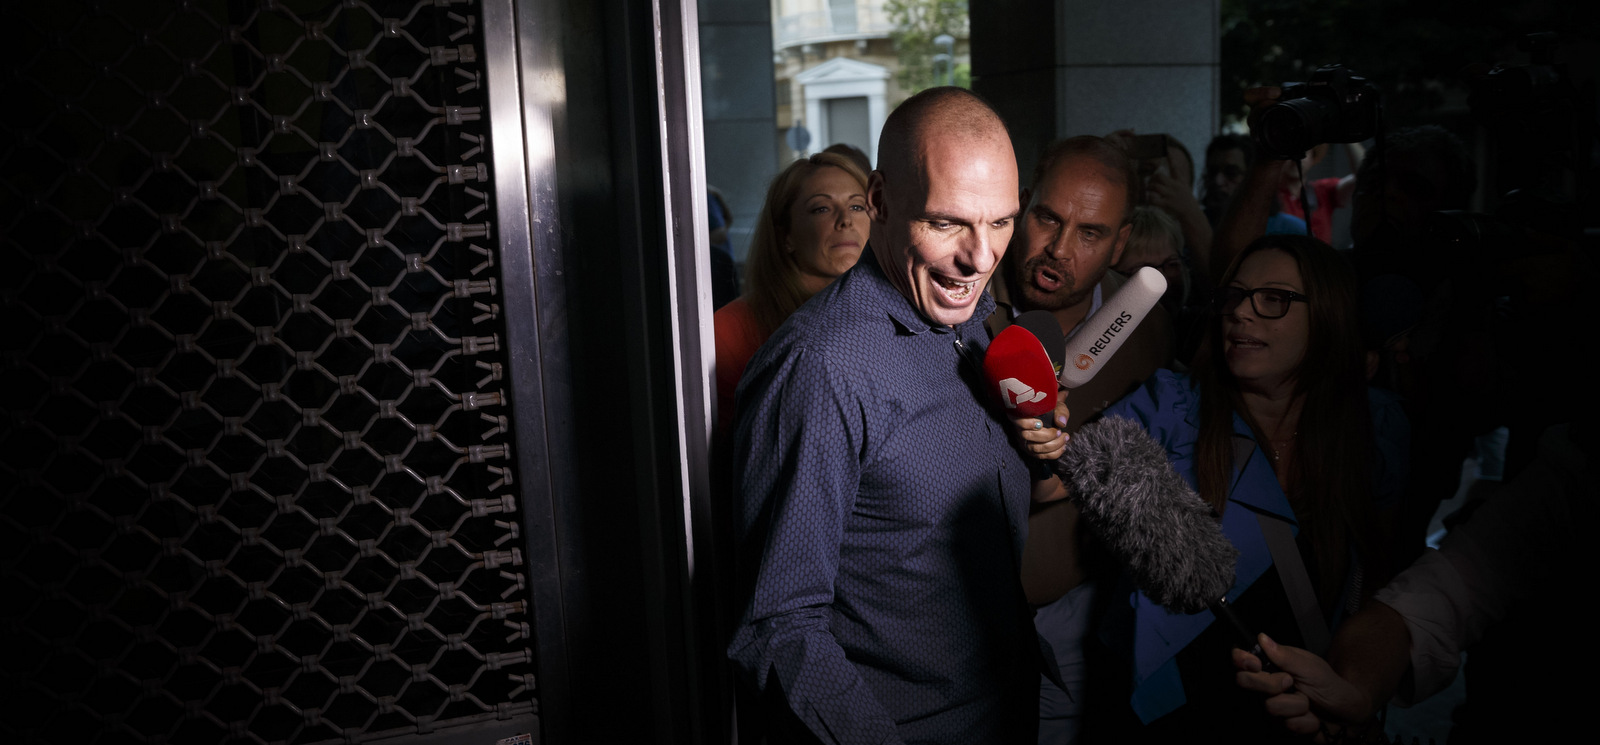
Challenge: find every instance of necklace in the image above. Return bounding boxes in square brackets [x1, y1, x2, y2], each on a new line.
[1268, 431, 1298, 462]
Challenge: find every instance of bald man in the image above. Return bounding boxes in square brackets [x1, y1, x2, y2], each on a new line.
[729, 87, 1051, 744]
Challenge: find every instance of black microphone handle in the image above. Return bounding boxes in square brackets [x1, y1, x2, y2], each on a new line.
[1212, 596, 1279, 673]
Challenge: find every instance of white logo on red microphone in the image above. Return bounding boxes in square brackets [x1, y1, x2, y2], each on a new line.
[997, 378, 1048, 409]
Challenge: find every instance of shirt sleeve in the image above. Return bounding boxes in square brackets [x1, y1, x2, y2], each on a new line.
[727, 344, 905, 745]
[1265, 212, 1309, 236]
[712, 302, 758, 436]
[1099, 370, 1195, 458]
[1372, 549, 1470, 704]
[1375, 427, 1582, 704]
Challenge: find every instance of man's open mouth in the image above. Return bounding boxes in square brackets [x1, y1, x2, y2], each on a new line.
[1031, 264, 1067, 293]
[932, 273, 977, 302]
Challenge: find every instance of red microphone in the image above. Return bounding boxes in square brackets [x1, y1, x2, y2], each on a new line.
[983, 324, 1059, 419]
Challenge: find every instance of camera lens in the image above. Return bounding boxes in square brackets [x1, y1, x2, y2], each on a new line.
[1257, 98, 1331, 159]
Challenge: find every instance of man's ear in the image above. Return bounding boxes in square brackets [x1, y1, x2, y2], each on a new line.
[1110, 222, 1132, 266]
[866, 170, 888, 224]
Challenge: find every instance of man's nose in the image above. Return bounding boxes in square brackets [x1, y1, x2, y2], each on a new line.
[1045, 229, 1074, 261]
[958, 227, 1004, 276]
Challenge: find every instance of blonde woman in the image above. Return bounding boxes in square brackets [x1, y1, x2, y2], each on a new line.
[714, 152, 869, 434]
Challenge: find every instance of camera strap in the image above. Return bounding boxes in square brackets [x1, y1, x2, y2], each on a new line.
[1256, 511, 1332, 656]
[1232, 437, 1331, 656]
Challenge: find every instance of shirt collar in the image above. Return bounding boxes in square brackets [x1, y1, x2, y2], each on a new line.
[998, 267, 1112, 340]
[1172, 380, 1296, 522]
[1061, 283, 1104, 340]
[860, 254, 996, 336]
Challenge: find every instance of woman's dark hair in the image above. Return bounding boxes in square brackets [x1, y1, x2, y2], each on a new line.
[1192, 233, 1379, 608]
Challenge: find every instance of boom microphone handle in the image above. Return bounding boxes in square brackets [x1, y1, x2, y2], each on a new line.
[1213, 596, 1278, 672]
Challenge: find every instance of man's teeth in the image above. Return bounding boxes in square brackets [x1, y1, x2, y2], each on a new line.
[935, 275, 975, 299]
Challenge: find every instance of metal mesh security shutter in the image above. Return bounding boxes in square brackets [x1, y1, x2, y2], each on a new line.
[0, 1, 536, 743]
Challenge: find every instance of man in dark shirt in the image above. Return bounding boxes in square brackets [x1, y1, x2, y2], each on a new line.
[728, 87, 1059, 744]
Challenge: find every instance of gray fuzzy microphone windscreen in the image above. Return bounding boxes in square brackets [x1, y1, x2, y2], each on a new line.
[1053, 416, 1239, 614]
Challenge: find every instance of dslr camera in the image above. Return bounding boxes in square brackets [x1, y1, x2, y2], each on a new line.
[1254, 65, 1380, 160]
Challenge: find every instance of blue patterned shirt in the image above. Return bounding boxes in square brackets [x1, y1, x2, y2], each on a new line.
[728, 256, 1038, 744]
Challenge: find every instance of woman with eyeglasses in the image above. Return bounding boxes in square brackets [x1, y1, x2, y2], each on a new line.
[1080, 233, 1407, 741]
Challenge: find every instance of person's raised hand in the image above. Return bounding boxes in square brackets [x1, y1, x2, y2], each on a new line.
[1234, 634, 1376, 741]
[1104, 128, 1137, 154]
[1243, 86, 1283, 137]
[1010, 388, 1070, 461]
[1145, 166, 1199, 215]
[1233, 641, 1319, 736]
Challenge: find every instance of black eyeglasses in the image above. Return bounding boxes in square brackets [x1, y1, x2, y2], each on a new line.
[1214, 286, 1309, 319]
